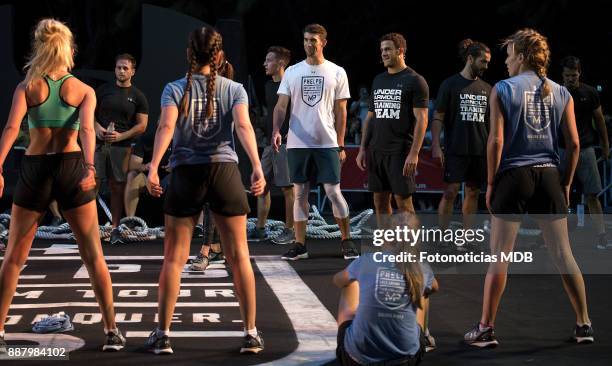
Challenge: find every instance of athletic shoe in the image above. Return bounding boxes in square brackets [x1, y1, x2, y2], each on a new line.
[571, 323, 594, 344]
[424, 331, 436, 352]
[189, 253, 209, 271]
[144, 329, 173, 355]
[49, 216, 64, 227]
[464, 323, 499, 348]
[102, 329, 126, 351]
[240, 331, 264, 354]
[595, 233, 612, 250]
[110, 228, 124, 245]
[341, 239, 360, 260]
[193, 224, 204, 238]
[32, 312, 74, 333]
[209, 251, 226, 264]
[272, 228, 295, 245]
[281, 243, 309, 260]
[455, 241, 469, 252]
[0, 334, 6, 354]
[248, 227, 269, 242]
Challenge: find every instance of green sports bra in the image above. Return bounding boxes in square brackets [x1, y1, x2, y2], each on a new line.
[27, 74, 80, 130]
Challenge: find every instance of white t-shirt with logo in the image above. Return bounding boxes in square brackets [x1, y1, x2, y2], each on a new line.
[278, 60, 351, 148]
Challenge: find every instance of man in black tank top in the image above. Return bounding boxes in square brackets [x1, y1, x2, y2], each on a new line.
[94, 53, 149, 244]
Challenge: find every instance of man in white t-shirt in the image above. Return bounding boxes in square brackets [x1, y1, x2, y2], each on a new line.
[272, 23, 359, 261]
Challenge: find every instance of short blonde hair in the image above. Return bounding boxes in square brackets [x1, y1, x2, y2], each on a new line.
[24, 19, 75, 87]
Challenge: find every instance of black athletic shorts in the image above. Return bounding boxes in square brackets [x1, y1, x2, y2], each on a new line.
[491, 166, 567, 219]
[163, 163, 250, 217]
[336, 320, 423, 366]
[13, 151, 96, 212]
[444, 155, 486, 187]
[367, 150, 416, 197]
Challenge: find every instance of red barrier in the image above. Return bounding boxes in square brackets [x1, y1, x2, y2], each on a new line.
[341, 146, 446, 192]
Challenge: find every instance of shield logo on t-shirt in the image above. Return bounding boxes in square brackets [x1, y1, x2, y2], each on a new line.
[301, 76, 324, 107]
[374, 267, 408, 310]
[191, 97, 221, 139]
[523, 90, 553, 132]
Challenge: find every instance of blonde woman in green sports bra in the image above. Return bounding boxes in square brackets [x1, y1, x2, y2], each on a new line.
[0, 19, 126, 352]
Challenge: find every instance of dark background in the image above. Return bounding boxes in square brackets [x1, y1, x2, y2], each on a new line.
[1, 0, 610, 112]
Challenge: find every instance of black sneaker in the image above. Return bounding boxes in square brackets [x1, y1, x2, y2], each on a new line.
[571, 323, 594, 344]
[240, 331, 264, 354]
[209, 251, 226, 264]
[49, 216, 64, 227]
[464, 323, 499, 348]
[0, 334, 6, 353]
[102, 329, 126, 351]
[110, 228, 124, 245]
[193, 224, 204, 238]
[341, 239, 360, 260]
[144, 329, 173, 355]
[281, 243, 309, 260]
[248, 227, 269, 242]
[272, 228, 295, 245]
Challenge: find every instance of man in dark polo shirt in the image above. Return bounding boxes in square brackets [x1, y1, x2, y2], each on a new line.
[95, 53, 149, 244]
[559, 56, 610, 249]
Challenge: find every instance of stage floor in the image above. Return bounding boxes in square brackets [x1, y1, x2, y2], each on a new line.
[1, 237, 611, 365]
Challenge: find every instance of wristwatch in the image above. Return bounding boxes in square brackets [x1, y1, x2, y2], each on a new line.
[338, 146, 345, 152]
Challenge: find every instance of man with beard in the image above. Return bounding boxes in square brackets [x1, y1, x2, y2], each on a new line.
[356, 33, 429, 225]
[559, 56, 610, 249]
[272, 24, 359, 260]
[94, 54, 149, 244]
[431, 39, 491, 239]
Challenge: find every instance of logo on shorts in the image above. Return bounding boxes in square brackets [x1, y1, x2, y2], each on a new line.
[523, 90, 553, 132]
[191, 97, 221, 139]
[301, 76, 324, 107]
[375, 267, 408, 310]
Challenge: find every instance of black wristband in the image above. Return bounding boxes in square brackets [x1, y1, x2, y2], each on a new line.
[338, 146, 345, 151]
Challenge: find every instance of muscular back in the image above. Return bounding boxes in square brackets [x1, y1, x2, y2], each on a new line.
[24, 75, 91, 154]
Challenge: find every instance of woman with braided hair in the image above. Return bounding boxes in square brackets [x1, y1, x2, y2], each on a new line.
[0, 19, 125, 352]
[145, 25, 265, 355]
[190, 50, 235, 272]
[464, 28, 593, 347]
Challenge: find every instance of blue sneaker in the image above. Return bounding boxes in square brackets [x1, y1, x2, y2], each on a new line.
[32, 312, 74, 333]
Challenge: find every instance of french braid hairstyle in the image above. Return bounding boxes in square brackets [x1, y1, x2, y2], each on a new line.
[217, 50, 235, 80]
[178, 26, 223, 119]
[502, 29, 552, 97]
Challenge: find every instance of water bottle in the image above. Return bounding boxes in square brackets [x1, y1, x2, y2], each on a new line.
[576, 203, 585, 227]
[105, 122, 115, 147]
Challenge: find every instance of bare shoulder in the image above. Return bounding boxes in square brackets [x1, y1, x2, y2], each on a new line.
[65, 76, 94, 94]
[16, 80, 27, 91]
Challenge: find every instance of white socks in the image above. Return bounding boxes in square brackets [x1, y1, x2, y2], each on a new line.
[245, 327, 258, 338]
